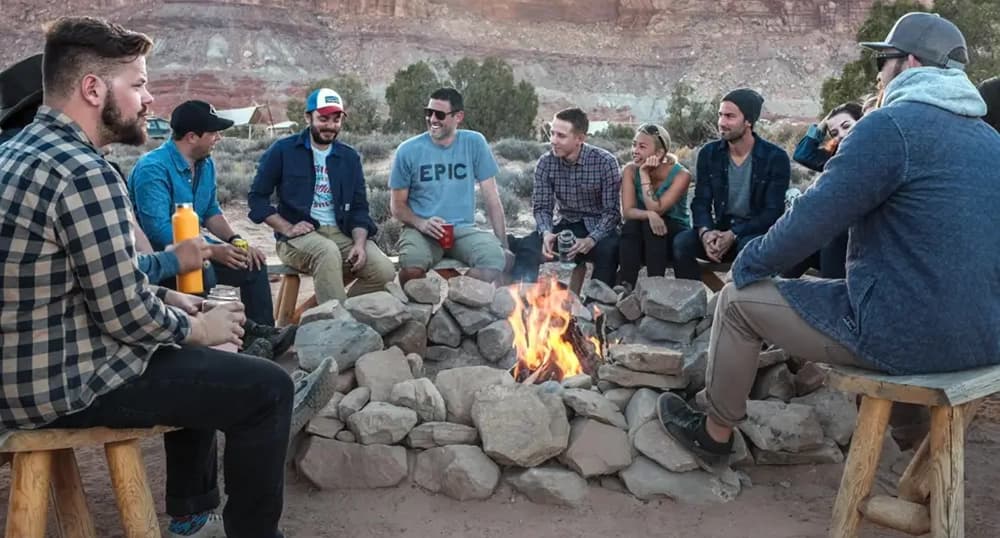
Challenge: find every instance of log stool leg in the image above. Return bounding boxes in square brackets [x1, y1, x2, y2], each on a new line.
[700, 266, 726, 292]
[105, 440, 159, 538]
[276, 274, 301, 327]
[51, 448, 97, 538]
[899, 400, 979, 504]
[5, 450, 54, 538]
[829, 396, 892, 538]
[929, 405, 965, 538]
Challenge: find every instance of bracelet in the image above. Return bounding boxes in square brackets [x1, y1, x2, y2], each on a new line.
[225, 234, 243, 244]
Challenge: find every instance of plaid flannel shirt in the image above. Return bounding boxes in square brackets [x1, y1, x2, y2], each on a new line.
[0, 107, 191, 433]
[532, 143, 622, 241]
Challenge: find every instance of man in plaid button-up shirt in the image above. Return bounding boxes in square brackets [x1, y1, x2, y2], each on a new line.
[0, 17, 293, 538]
[521, 107, 621, 285]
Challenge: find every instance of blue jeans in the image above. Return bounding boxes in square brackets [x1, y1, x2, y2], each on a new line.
[671, 228, 760, 280]
[46, 345, 293, 538]
[206, 261, 275, 326]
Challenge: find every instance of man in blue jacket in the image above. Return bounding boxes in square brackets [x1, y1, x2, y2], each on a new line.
[248, 88, 393, 305]
[672, 88, 791, 280]
[657, 13, 1000, 464]
[130, 100, 294, 358]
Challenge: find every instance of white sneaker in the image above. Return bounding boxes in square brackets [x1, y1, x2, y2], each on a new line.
[166, 513, 226, 538]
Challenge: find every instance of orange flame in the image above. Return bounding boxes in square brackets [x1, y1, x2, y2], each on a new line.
[507, 277, 584, 382]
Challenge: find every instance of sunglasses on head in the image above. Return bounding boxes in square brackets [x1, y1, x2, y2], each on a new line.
[640, 124, 667, 151]
[424, 108, 460, 121]
[874, 51, 908, 71]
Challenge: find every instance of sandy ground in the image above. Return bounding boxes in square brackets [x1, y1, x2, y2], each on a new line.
[3, 205, 1000, 537]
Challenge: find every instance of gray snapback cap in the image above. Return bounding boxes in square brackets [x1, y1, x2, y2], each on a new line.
[860, 12, 968, 70]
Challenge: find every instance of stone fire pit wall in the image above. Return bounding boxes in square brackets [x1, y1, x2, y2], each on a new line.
[292, 273, 865, 506]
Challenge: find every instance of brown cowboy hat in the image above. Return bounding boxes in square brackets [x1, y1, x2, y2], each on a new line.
[0, 53, 43, 129]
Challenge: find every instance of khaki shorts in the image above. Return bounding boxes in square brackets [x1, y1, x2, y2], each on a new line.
[397, 225, 505, 271]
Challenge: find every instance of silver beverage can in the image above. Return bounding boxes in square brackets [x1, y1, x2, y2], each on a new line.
[557, 230, 577, 264]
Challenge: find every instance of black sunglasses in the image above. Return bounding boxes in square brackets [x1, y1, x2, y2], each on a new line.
[874, 51, 908, 71]
[640, 124, 667, 151]
[424, 108, 461, 121]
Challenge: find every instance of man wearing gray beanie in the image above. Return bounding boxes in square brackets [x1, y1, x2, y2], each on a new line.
[671, 87, 790, 280]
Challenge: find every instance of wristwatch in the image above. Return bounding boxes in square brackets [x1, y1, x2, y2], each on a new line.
[226, 234, 243, 244]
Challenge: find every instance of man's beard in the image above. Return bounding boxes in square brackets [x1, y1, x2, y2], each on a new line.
[100, 88, 147, 146]
[310, 124, 338, 145]
[720, 123, 746, 142]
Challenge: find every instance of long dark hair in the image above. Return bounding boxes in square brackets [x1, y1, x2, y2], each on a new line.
[821, 102, 864, 153]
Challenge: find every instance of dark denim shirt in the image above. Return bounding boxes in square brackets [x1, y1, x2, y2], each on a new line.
[248, 129, 376, 240]
[691, 133, 791, 238]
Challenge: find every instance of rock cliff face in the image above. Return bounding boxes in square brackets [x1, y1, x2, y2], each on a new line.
[0, 0, 880, 122]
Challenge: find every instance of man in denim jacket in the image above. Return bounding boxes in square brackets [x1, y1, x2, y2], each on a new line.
[672, 88, 791, 280]
[657, 13, 1000, 464]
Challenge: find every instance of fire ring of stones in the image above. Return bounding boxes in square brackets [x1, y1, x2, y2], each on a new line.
[293, 273, 861, 506]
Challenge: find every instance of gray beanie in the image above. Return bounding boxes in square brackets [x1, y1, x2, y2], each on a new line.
[722, 88, 765, 127]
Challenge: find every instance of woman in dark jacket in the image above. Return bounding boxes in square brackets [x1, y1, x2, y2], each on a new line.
[784, 102, 863, 279]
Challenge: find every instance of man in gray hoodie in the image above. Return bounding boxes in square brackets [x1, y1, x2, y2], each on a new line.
[657, 12, 1000, 463]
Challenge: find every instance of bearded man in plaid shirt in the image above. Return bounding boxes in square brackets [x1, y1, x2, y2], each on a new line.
[517, 107, 622, 286]
[0, 17, 292, 538]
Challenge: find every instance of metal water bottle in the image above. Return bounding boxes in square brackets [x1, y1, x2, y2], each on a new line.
[172, 203, 203, 294]
[557, 230, 577, 269]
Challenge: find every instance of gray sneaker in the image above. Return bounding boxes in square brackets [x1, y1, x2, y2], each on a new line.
[289, 357, 336, 438]
[166, 513, 226, 538]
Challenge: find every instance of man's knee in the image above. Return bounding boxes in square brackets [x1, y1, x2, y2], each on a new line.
[592, 234, 619, 258]
[361, 250, 396, 286]
[672, 228, 700, 258]
[399, 267, 427, 285]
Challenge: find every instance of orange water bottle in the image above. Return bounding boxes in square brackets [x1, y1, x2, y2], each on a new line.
[172, 203, 203, 294]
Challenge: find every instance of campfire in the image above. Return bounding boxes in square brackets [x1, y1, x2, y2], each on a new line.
[506, 277, 605, 384]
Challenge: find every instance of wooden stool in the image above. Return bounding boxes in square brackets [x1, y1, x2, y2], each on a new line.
[269, 262, 304, 327]
[698, 261, 731, 292]
[823, 363, 1000, 538]
[1, 425, 178, 538]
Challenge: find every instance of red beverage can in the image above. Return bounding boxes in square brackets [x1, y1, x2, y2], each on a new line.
[439, 223, 455, 249]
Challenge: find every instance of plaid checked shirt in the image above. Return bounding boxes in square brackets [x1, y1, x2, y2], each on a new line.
[532, 143, 622, 241]
[0, 107, 191, 433]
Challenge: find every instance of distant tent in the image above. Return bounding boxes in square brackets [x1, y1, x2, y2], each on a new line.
[216, 105, 267, 139]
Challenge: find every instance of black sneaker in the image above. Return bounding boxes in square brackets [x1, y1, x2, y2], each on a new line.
[656, 392, 733, 466]
[245, 320, 298, 357]
[241, 337, 274, 360]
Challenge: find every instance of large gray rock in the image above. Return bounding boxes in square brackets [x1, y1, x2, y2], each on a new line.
[477, 320, 514, 362]
[561, 374, 593, 390]
[344, 291, 410, 335]
[794, 361, 827, 396]
[758, 347, 789, 369]
[444, 300, 495, 335]
[296, 437, 407, 489]
[616, 293, 643, 321]
[558, 418, 632, 477]
[338, 387, 371, 421]
[472, 384, 570, 467]
[299, 300, 352, 325]
[561, 389, 628, 429]
[422, 347, 492, 379]
[490, 287, 518, 318]
[619, 456, 741, 503]
[405, 302, 433, 326]
[412, 445, 500, 501]
[598, 364, 687, 390]
[582, 278, 619, 305]
[683, 335, 711, 394]
[335, 430, 356, 443]
[752, 438, 844, 465]
[608, 344, 684, 375]
[637, 317, 698, 345]
[625, 388, 660, 442]
[447, 276, 495, 308]
[317, 392, 345, 420]
[427, 308, 462, 347]
[403, 277, 443, 304]
[405, 422, 479, 449]
[751, 363, 796, 402]
[306, 417, 344, 439]
[593, 303, 626, 330]
[739, 400, 825, 453]
[384, 280, 409, 304]
[332, 370, 356, 394]
[506, 466, 589, 507]
[406, 353, 424, 378]
[633, 420, 699, 472]
[346, 402, 418, 445]
[383, 321, 428, 357]
[295, 319, 383, 372]
[791, 387, 858, 446]
[603, 387, 637, 411]
[635, 277, 707, 323]
[354, 347, 414, 402]
[389, 378, 446, 422]
[435, 366, 515, 425]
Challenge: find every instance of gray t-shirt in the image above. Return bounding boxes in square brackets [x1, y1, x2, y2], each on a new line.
[727, 156, 752, 219]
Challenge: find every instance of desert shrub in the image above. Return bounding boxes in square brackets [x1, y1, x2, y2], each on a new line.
[374, 218, 403, 255]
[366, 188, 391, 223]
[593, 123, 634, 141]
[495, 166, 534, 200]
[492, 138, 548, 162]
[587, 136, 628, 157]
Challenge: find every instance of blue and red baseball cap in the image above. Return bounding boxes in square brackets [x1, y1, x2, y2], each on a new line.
[305, 88, 346, 115]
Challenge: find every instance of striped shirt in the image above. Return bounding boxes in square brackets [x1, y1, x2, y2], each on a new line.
[0, 107, 191, 433]
[532, 143, 622, 241]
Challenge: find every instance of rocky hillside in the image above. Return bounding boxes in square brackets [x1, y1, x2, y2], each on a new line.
[0, 0, 883, 122]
